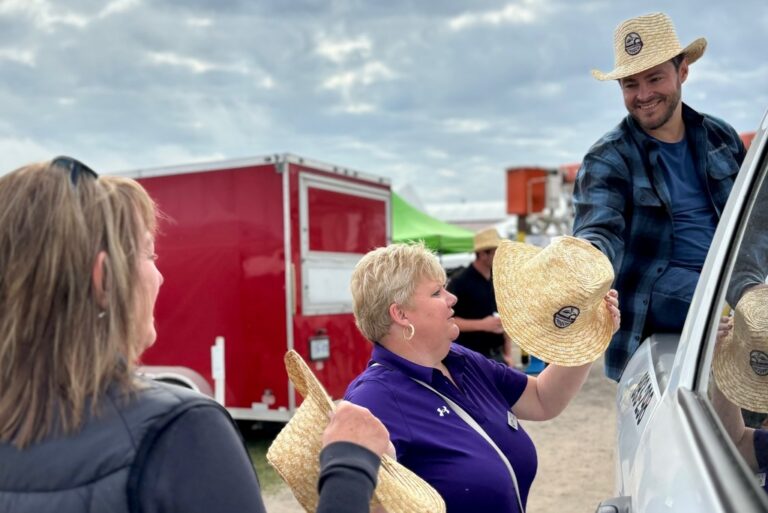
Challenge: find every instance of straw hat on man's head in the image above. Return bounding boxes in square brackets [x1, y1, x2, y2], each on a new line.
[266, 350, 445, 513]
[714, 287, 768, 413]
[474, 227, 502, 252]
[493, 236, 615, 366]
[592, 12, 707, 81]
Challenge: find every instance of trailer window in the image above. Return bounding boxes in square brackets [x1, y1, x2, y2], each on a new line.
[307, 188, 387, 253]
[298, 173, 391, 315]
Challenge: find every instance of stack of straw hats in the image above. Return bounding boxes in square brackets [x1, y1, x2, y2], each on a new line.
[267, 350, 445, 513]
[493, 236, 615, 366]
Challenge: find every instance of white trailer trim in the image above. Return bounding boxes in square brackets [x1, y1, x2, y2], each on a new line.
[280, 160, 297, 414]
[111, 153, 391, 187]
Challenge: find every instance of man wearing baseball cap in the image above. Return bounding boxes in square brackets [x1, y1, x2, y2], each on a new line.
[572, 12, 747, 381]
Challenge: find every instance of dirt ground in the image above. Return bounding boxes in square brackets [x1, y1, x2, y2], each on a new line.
[262, 358, 618, 513]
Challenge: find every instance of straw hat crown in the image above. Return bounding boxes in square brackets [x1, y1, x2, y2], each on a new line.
[714, 287, 768, 413]
[493, 236, 614, 366]
[474, 227, 502, 252]
[266, 350, 446, 513]
[592, 12, 706, 81]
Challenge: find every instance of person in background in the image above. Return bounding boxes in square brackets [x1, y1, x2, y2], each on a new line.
[0, 158, 389, 513]
[573, 12, 746, 381]
[448, 227, 513, 365]
[345, 242, 620, 513]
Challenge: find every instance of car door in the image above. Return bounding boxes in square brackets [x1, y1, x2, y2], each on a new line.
[600, 111, 768, 513]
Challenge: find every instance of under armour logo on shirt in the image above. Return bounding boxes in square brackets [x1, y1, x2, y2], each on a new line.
[437, 406, 450, 417]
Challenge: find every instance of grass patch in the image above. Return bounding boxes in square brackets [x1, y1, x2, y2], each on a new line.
[242, 422, 286, 492]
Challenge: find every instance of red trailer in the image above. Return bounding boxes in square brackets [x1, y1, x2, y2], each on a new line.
[122, 154, 391, 422]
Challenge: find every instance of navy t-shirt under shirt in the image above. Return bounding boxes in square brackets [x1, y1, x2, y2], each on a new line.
[656, 136, 718, 271]
[345, 342, 535, 513]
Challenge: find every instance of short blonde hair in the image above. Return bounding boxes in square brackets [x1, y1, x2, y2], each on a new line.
[351, 242, 445, 342]
[0, 161, 157, 448]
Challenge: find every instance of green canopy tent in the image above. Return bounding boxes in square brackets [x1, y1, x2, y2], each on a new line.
[392, 192, 474, 254]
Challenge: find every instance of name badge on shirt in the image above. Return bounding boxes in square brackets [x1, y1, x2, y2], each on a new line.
[758, 472, 766, 487]
[507, 409, 518, 430]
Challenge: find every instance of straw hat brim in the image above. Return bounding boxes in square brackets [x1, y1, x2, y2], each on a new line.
[713, 331, 768, 413]
[494, 238, 614, 366]
[266, 350, 446, 513]
[591, 37, 707, 81]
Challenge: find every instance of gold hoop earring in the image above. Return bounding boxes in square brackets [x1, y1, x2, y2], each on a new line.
[403, 323, 415, 341]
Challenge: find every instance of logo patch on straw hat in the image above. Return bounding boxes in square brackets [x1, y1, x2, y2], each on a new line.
[624, 32, 643, 55]
[553, 306, 580, 329]
[749, 350, 768, 376]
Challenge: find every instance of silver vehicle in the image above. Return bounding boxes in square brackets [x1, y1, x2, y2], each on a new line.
[598, 111, 768, 513]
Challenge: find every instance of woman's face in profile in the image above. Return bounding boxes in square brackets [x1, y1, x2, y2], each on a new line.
[135, 230, 163, 351]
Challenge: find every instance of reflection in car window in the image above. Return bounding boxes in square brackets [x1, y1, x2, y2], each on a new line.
[707, 154, 768, 494]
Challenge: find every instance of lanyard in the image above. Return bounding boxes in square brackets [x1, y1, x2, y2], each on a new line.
[372, 362, 525, 513]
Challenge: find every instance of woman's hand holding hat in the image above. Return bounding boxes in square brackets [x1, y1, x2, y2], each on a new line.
[323, 401, 391, 458]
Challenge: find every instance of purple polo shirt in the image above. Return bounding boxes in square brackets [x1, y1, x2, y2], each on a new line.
[344, 343, 536, 513]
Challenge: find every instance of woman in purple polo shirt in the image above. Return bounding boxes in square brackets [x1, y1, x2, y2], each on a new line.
[345, 242, 619, 513]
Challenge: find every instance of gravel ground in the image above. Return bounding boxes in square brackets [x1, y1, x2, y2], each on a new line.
[261, 358, 618, 513]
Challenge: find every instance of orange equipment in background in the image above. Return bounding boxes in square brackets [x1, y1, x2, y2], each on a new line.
[505, 166, 549, 215]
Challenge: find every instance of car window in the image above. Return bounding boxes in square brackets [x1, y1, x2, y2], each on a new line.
[698, 136, 768, 498]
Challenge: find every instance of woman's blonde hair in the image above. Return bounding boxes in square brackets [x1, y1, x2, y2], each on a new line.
[0, 161, 157, 448]
[351, 242, 445, 342]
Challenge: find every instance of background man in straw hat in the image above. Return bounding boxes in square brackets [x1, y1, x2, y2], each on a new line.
[572, 12, 747, 381]
[447, 227, 513, 365]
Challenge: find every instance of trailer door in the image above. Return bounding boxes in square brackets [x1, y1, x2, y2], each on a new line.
[292, 170, 390, 399]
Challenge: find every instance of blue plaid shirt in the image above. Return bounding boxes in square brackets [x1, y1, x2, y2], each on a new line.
[573, 103, 746, 381]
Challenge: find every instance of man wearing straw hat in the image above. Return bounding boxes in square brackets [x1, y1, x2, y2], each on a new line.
[573, 12, 747, 381]
[448, 227, 513, 365]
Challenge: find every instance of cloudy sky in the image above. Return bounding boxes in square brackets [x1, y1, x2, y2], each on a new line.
[0, 0, 766, 207]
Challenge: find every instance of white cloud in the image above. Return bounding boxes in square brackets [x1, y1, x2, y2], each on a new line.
[145, 52, 272, 85]
[316, 35, 372, 63]
[0, 0, 88, 29]
[186, 17, 213, 28]
[341, 102, 375, 114]
[147, 52, 214, 73]
[536, 82, 564, 97]
[322, 61, 396, 113]
[98, 0, 141, 19]
[448, 1, 546, 31]
[322, 61, 395, 91]
[0, 48, 35, 66]
[442, 118, 490, 133]
[0, 0, 139, 31]
[425, 148, 450, 159]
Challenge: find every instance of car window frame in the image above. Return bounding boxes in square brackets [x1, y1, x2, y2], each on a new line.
[682, 120, 768, 511]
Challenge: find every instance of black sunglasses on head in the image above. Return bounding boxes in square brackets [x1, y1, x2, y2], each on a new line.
[52, 156, 99, 186]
